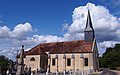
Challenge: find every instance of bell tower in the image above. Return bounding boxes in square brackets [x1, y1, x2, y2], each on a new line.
[84, 10, 95, 42]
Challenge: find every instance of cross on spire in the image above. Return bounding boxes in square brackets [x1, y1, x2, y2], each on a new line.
[87, 3, 91, 11]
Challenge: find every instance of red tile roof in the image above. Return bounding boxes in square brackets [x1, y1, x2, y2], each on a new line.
[25, 40, 93, 55]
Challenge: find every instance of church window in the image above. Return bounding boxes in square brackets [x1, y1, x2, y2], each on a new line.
[84, 58, 88, 66]
[67, 58, 71, 66]
[30, 57, 35, 61]
[52, 58, 55, 66]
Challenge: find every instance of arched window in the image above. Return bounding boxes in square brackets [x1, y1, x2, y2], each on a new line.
[30, 57, 35, 61]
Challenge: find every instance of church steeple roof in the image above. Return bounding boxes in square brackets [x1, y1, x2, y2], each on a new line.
[84, 10, 94, 31]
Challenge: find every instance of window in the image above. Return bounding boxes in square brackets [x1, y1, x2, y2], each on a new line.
[30, 57, 35, 61]
[85, 58, 88, 66]
[67, 58, 71, 66]
[52, 58, 55, 66]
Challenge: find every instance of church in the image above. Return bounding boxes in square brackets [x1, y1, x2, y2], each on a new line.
[17, 10, 99, 74]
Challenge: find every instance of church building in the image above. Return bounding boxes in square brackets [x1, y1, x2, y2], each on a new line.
[17, 10, 99, 74]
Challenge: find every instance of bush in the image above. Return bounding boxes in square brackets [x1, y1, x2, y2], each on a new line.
[99, 44, 120, 69]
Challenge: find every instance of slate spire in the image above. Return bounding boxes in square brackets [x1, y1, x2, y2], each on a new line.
[84, 10, 95, 42]
[84, 10, 94, 31]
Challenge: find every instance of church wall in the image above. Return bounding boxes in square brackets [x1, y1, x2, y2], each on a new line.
[49, 53, 93, 73]
[25, 55, 40, 71]
[92, 41, 99, 72]
[82, 53, 93, 71]
[40, 55, 48, 71]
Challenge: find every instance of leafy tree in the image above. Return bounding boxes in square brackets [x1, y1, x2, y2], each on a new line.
[0, 55, 10, 75]
[100, 44, 120, 69]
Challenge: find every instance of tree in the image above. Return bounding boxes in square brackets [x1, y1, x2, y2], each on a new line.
[0, 55, 10, 75]
[100, 44, 120, 69]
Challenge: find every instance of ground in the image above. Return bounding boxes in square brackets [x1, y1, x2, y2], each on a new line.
[101, 69, 120, 75]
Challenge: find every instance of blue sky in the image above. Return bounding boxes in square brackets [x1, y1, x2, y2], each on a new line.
[0, 0, 81, 36]
[0, 0, 120, 60]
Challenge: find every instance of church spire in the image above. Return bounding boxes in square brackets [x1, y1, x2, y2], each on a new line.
[84, 10, 95, 42]
[84, 10, 94, 31]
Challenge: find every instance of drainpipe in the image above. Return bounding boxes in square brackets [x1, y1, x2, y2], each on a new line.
[63, 54, 66, 73]
[71, 53, 75, 74]
[55, 54, 58, 72]
[80, 54, 84, 75]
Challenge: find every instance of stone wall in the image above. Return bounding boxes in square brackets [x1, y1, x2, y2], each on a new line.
[49, 53, 93, 73]
[18, 55, 41, 71]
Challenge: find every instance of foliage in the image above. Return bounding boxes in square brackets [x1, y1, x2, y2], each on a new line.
[99, 44, 120, 69]
[0, 55, 13, 75]
[0, 55, 10, 69]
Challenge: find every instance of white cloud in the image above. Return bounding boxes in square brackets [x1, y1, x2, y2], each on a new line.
[0, 22, 33, 46]
[0, 22, 33, 60]
[62, 33, 84, 41]
[10, 22, 32, 40]
[32, 35, 62, 43]
[62, 23, 69, 33]
[99, 41, 120, 48]
[0, 26, 10, 38]
[0, 48, 17, 60]
[98, 41, 120, 54]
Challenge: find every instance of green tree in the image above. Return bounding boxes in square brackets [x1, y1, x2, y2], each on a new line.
[0, 55, 10, 75]
[100, 44, 120, 69]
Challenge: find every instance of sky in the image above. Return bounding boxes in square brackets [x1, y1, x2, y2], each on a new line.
[0, 0, 120, 60]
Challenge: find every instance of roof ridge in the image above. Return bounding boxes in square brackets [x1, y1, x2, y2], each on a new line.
[41, 40, 85, 44]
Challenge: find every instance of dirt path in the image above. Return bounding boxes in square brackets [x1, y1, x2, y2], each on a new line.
[101, 69, 120, 75]
[112, 70, 120, 75]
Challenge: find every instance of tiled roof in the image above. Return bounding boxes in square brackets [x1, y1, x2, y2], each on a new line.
[25, 46, 47, 55]
[25, 40, 93, 55]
